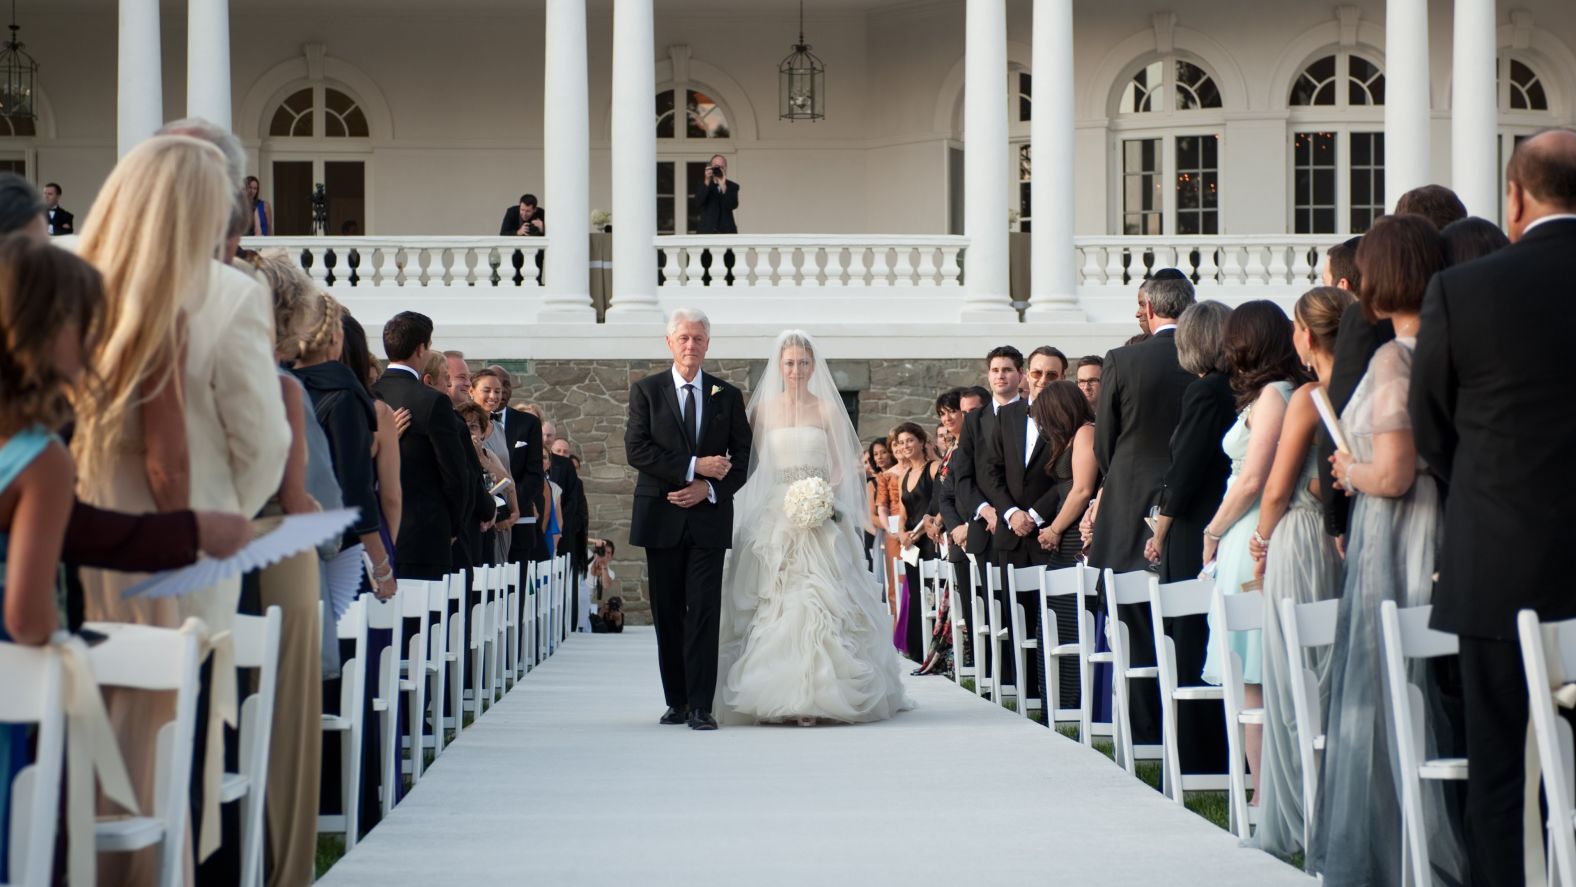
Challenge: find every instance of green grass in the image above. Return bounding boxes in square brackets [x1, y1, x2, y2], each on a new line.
[1052, 724, 1233, 831]
[315, 835, 344, 880]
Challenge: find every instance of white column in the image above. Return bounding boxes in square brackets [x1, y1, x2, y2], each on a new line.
[606, 0, 660, 320]
[1026, 0, 1081, 322]
[1384, 0, 1431, 209]
[186, 0, 231, 128]
[541, 0, 595, 321]
[1452, 0, 1498, 216]
[118, 0, 164, 157]
[962, 0, 1014, 320]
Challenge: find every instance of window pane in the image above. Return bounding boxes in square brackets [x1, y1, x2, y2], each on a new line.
[686, 89, 731, 139]
[1349, 132, 1384, 233]
[1314, 168, 1335, 206]
[1348, 56, 1385, 106]
[1120, 60, 1164, 114]
[1293, 131, 1337, 235]
[656, 161, 674, 194]
[684, 161, 709, 233]
[657, 196, 675, 235]
[1019, 72, 1032, 122]
[344, 107, 369, 138]
[325, 88, 353, 115]
[1314, 208, 1335, 233]
[1122, 137, 1162, 235]
[268, 106, 296, 138]
[1176, 60, 1222, 110]
[655, 90, 675, 139]
[1175, 134, 1219, 237]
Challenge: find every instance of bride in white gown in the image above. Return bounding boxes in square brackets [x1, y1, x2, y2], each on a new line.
[717, 331, 914, 726]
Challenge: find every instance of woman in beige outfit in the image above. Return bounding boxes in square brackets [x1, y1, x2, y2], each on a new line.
[76, 136, 290, 886]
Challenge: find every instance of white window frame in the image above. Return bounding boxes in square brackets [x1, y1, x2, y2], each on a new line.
[261, 82, 375, 232]
[1496, 54, 1556, 226]
[1285, 49, 1387, 235]
[1107, 54, 1227, 235]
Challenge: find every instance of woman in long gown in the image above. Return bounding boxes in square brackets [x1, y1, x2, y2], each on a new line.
[892, 423, 939, 661]
[1199, 300, 1307, 806]
[1247, 286, 1352, 861]
[719, 331, 913, 726]
[1030, 382, 1100, 709]
[1309, 215, 1466, 886]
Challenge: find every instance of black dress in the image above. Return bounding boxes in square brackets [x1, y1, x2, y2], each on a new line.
[1154, 370, 1236, 774]
[899, 463, 938, 660]
[1044, 439, 1094, 707]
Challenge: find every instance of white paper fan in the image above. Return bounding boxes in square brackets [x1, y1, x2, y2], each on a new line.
[120, 508, 359, 600]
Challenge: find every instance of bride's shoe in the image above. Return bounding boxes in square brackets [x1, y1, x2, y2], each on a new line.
[797, 716, 817, 728]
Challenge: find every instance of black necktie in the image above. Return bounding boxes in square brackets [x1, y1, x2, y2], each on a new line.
[681, 384, 698, 451]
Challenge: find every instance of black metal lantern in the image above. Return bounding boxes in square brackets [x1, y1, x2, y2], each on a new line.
[778, 1, 823, 122]
[0, 0, 36, 123]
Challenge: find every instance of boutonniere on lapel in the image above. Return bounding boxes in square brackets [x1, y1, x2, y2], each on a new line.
[710, 385, 722, 397]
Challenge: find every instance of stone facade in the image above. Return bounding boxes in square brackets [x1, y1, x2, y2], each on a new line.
[483, 357, 987, 623]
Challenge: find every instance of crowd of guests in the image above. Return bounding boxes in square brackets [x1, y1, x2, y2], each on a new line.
[0, 117, 597, 887]
[862, 131, 1576, 886]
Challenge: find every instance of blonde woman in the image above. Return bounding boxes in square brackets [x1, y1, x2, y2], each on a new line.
[76, 135, 290, 885]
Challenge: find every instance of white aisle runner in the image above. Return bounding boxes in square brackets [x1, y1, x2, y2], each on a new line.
[320, 627, 1313, 886]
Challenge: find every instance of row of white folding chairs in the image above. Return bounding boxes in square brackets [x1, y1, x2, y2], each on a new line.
[0, 611, 283, 887]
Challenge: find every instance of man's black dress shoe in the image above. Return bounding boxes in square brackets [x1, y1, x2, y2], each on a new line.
[688, 709, 718, 731]
[660, 706, 690, 725]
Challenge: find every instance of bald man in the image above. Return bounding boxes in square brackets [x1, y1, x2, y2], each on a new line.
[1412, 128, 1576, 886]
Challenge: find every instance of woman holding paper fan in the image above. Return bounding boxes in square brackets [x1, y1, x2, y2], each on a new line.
[1309, 215, 1466, 885]
[1246, 285, 1351, 862]
[1198, 300, 1308, 807]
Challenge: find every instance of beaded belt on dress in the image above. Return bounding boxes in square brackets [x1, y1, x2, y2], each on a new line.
[775, 466, 827, 484]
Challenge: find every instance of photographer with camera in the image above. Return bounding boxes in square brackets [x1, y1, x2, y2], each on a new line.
[694, 155, 739, 285]
[588, 537, 623, 632]
[499, 193, 546, 237]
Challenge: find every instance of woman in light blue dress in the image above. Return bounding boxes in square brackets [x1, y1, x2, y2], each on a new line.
[1310, 216, 1466, 886]
[1199, 300, 1307, 807]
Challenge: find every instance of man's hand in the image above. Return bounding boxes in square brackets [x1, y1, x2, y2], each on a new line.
[517, 222, 532, 236]
[196, 512, 253, 558]
[530, 218, 544, 233]
[696, 455, 732, 480]
[949, 524, 968, 547]
[667, 479, 710, 509]
[1008, 510, 1035, 537]
[979, 504, 998, 534]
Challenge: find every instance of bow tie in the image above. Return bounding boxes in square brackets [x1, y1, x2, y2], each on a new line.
[491, 411, 505, 421]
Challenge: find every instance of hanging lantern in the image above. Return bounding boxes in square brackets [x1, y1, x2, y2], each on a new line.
[778, 1, 824, 122]
[0, 0, 36, 123]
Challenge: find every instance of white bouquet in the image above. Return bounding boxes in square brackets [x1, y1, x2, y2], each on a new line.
[783, 476, 836, 529]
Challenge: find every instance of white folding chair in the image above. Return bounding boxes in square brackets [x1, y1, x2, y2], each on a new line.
[1211, 586, 1265, 839]
[1518, 609, 1576, 887]
[87, 623, 202, 887]
[983, 565, 1018, 711]
[444, 572, 467, 739]
[1148, 577, 1228, 805]
[1282, 597, 1338, 855]
[1042, 563, 1101, 743]
[918, 558, 942, 656]
[0, 642, 63, 887]
[534, 561, 550, 665]
[504, 561, 524, 681]
[363, 591, 404, 817]
[1102, 568, 1162, 773]
[318, 596, 366, 847]
[468, 570, 493, 717]
[1379, 601, 1468, 887]
[1005, 564, 1044, 720]
[489, 565, 509, 696]
[423, 579, 450, 757]
[223, 607, 282, 887]
[968, 559, 993, 699]
[942, 560, 974, 687]
[396, 580, 430, 783]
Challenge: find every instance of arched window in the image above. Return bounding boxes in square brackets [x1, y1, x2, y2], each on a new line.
[0, 116, 36, 138]
[268, 86, 368, 138]
[1110, 55, 1224, 235]
[262, 84, 371, 235]
[1287, 50, 1386, 235]
[1497, 54, 1556, 223]
[655, 85, 734, 234]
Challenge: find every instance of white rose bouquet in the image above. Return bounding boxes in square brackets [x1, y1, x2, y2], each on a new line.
[783, 476, 836, 529]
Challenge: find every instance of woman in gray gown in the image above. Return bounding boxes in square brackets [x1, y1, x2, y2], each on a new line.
[1247, 285, 1351, 862]
[1308, 216, 1466, 886]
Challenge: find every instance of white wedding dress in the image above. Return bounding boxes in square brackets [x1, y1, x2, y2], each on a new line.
[717, 339, 914, 726]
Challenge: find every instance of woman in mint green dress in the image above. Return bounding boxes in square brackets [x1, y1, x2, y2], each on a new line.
[1199, 300, 1307, 808]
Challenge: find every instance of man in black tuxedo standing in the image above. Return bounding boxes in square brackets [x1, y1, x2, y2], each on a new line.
[499, 193, 546, 236]
[486, 366, 547, 564]
[625, 308, 752, 731]
[1090, 272, 1196, 746]
[936, 387, 987, 603]
[1412, 131, 1576, 886]
[43, 182, 73, 236]
[694, 154, 739, 286]
[371, 312, 473, 580]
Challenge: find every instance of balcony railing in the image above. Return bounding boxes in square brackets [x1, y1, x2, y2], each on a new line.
[241, 236, 545, 289]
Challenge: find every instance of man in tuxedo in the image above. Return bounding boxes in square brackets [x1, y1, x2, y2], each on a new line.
[42, 183, 72, 236]
[442, 352, 496, 570]
[1411, 131, 1576, 886]
[542, 421, 589, 621]
[371, 312, 473, 580]
[486, 366, 546, 564]
[624, 308, 752, 730]
[1090, 273, 1196, 746]
[694, 154, 739, 286]
[981, 346, 1070, 721]
[499, 193, 545, 236]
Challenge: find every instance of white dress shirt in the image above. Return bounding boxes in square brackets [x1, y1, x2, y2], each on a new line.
[384, 362, 420, 379]
[974, 394, 1024, 521]
[1524, 213, 1576, 235]
[1151, 322, 1178, 336]
[1003, 411, 1048, 527]
[671, 365, 715, 502]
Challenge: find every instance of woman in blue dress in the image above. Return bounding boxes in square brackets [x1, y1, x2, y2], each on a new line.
[1200, 300, 1307, 808]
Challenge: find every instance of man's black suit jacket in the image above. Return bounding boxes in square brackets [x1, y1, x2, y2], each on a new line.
[936, 446, 970, 565]
[693, 180, 739, 234]
[949, 403, 1010, 557]
[499, 406, 546, 560]
[371, 369, 471, 575]
[624, 371, 752, 550]
[981, 399, 1059, 555]
[46, 207, 73, 236]
[548, 453, 589, 570]
[499, 205, 546, 236]
[455, 424, 496, 569]
[1319, 301, 1394, 539]
[1091, 329, 1194, 572]
[1413, 217, 1576, 640]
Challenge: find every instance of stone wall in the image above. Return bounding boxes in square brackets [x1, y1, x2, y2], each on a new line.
[483, 358, 985, 623]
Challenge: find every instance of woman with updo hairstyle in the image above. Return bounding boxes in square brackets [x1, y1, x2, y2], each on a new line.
[1245, 286, 1354, 861]
[891, 421, 940, 661]
[420, 350, 449, 392]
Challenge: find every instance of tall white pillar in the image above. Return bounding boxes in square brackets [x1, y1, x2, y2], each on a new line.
[186, 0, 231, 128]
[541, 0, 595, 321]
[1026, 0, 1081, 322]
[962, 0, 1014, 321]
[606, 0, 660, 320]
[1384, 0, 1431, 209]
[118, 0, 164, 157]
[1452, 0, 1498, 216]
